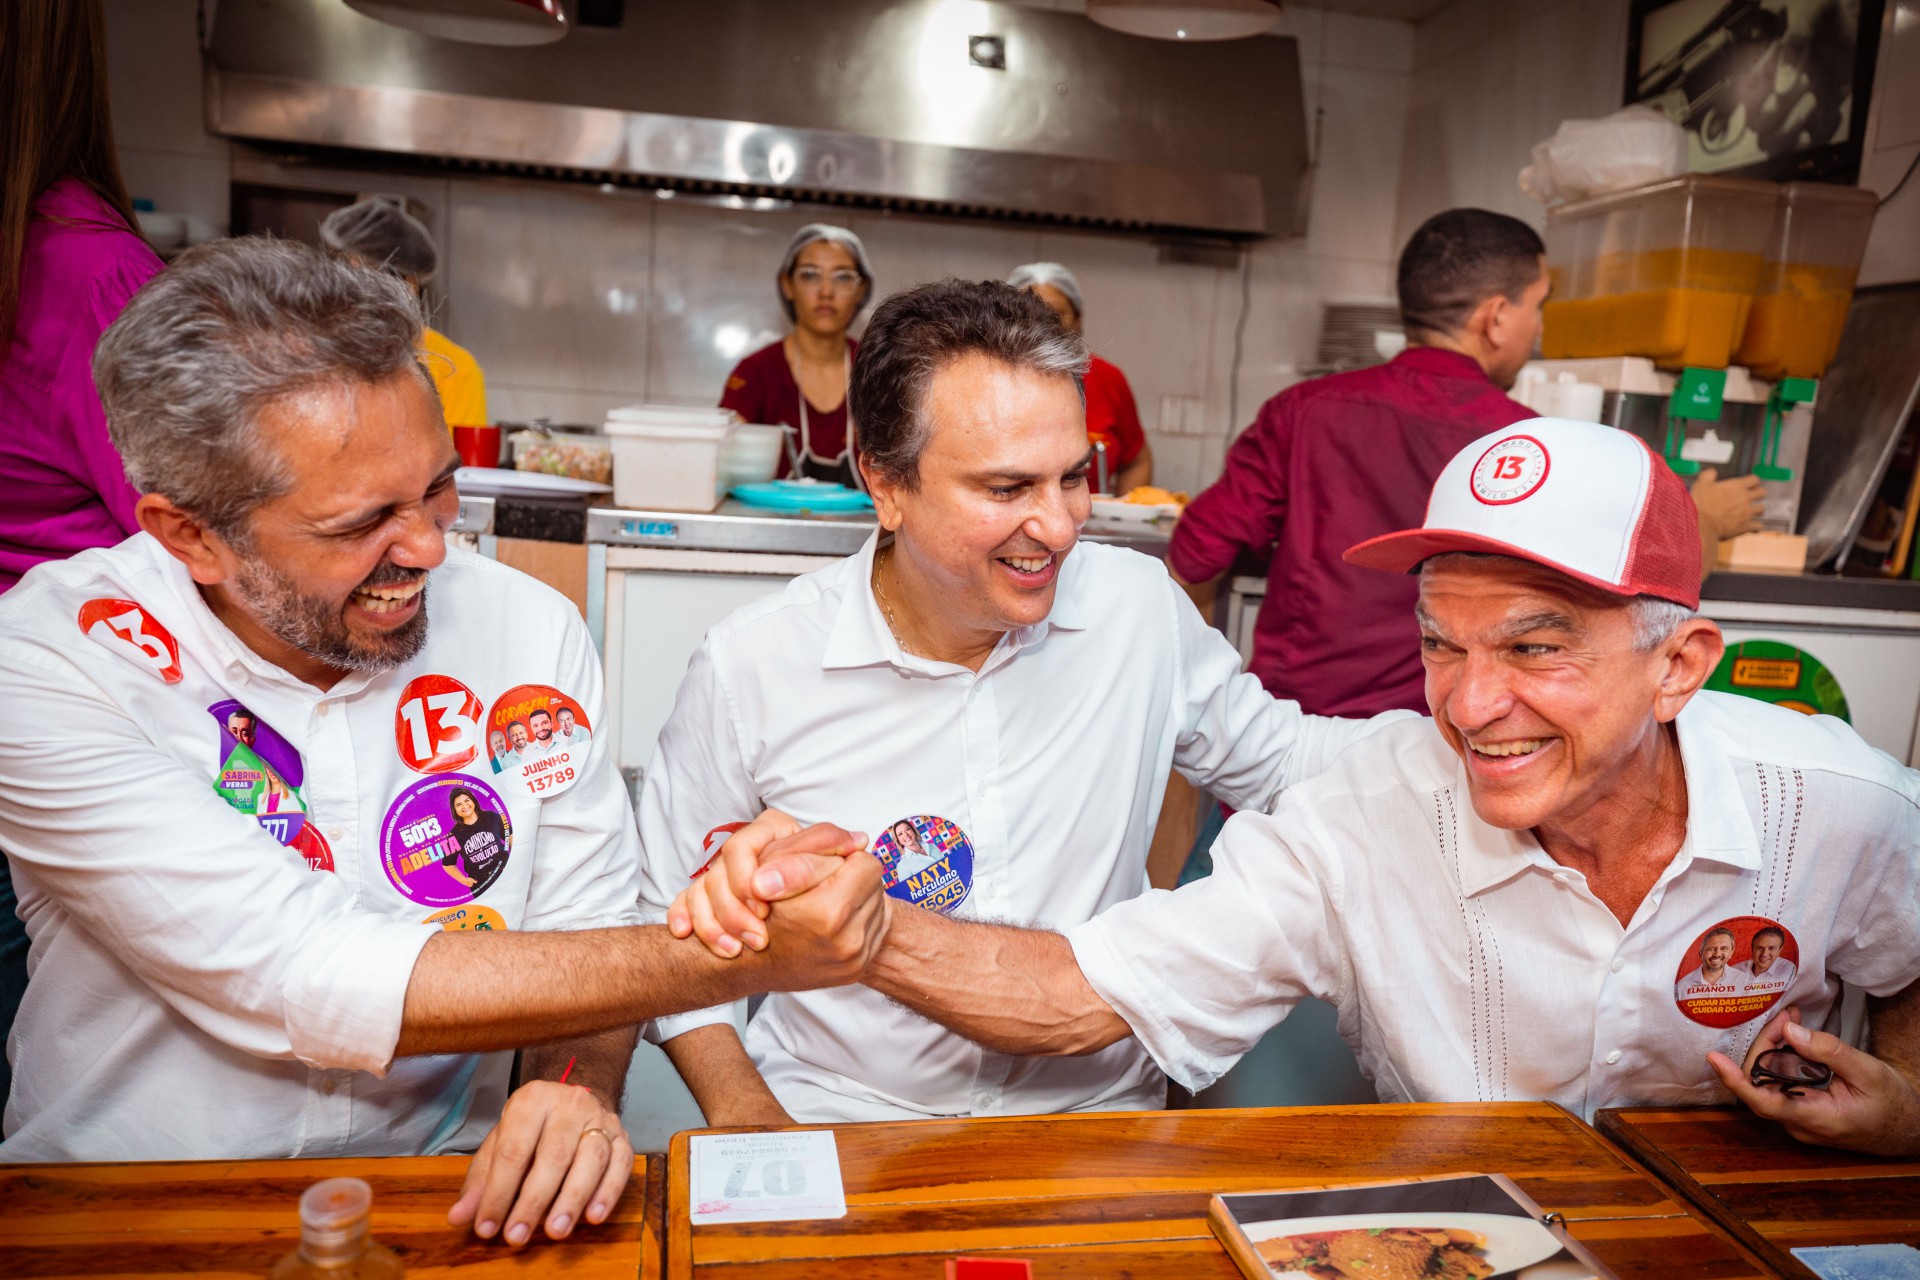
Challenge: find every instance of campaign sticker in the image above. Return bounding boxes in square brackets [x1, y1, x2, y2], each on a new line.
[1470, 434, 1550, 506]
[380, 774, 513, 907]
[80, 598, 183, 684]
[872, 814, 974, 914]
[692, 821, 751, 879]
[1673, 916, 1801, 1029]
[422, 903, 508, 932]
[208, 700, 331, 871]
[394, 674, 484, 774]
[485, 684, 592, 798]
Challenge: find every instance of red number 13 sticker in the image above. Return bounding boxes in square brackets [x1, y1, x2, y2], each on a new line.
[78, 598, 183, 684]
[394, 674, 483, 773]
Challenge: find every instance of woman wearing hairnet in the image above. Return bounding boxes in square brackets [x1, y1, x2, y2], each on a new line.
[1008, 262, 1152, 494]
[719, 224, 872, 486]
[319, 197, 487, 435]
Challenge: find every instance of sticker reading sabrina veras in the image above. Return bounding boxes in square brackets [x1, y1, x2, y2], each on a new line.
[484, 683, 592, 799]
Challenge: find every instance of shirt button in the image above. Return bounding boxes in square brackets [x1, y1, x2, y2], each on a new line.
[1611, 958, 1625, 973]
[328, 826, 345, 841]
[1552, 872, 1572, 886]
[321, 1078, 338, 1096]
[1604, 1050, 1622, 1065]
[316, 703, 331, 718]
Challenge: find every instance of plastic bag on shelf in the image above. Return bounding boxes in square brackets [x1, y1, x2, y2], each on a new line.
[1519, 106, 1688, 206]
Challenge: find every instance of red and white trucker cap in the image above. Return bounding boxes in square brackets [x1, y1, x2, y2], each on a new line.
[1343, 418, 1701, 610]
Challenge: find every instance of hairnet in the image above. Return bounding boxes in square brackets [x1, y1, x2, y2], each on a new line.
[778, 224, 874, 321]
[1006, 262, 1085, 320]
[319, 197, 440, 283]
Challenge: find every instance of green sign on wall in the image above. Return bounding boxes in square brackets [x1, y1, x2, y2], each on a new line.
[1705, 639, 1850, 722]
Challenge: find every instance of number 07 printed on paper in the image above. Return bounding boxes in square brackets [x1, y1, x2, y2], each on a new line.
[688, 1130, 848, 1225]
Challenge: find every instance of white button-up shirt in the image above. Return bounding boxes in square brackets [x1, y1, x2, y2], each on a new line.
[637, 534, 1399, 1122]
[0, 536, 643, 1160]
[1069, 693, 1920, 1118]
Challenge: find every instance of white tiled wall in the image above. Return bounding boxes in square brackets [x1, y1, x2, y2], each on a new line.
[104, 0, 1424, 494]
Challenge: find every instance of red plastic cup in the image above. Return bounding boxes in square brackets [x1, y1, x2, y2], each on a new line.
[452, 425, 502, 468]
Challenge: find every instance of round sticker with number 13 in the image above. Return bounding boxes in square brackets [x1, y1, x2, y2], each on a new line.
[394, 674, 484, 773]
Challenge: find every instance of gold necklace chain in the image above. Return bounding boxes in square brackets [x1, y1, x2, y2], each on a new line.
[871, 543, 912, 655]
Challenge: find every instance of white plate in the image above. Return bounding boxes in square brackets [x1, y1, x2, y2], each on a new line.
[1243, 1211, 1572, 1274]
[1089, 497, 1181, 523]
[455, 467, 613, 497]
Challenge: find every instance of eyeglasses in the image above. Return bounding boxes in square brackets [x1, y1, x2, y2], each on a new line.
[1749, 1047, 1833, 1096]
[791, 267, 863, 291]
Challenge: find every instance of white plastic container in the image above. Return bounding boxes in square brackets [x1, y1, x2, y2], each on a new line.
[720, 424, 787, 488]
[603, 404, 736, 511]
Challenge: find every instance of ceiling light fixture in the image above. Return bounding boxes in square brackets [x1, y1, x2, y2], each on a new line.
[1086, 0, 1281, 41]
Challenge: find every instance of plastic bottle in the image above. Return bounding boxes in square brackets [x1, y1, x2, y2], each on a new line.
[267, 1178, 405, 1279]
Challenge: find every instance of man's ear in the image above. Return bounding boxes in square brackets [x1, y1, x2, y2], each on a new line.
[1653, 616, 1725, 723]
[861, 458, 905, 533]
[135, 494, 237, 587]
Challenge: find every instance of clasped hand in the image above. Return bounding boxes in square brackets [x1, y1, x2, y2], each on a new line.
[1709, 1005, 1920, 1156]
[667, 810, 878, 968]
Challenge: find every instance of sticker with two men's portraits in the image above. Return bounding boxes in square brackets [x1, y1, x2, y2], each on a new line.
[872, 814, 975, 915]
[485, 684, 592, 799]
[1672, 915, 1801, 1029]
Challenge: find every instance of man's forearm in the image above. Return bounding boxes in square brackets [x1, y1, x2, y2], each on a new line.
[398, 925, 788, 1058]
[662, 1024, 793, 1126]
[862, 902, 1129, 1057]
[521, 1025, 638, 1112]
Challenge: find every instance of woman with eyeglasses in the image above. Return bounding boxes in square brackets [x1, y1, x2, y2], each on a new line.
[719, 224, 874, 485]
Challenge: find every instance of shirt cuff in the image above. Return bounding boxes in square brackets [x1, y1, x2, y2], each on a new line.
[1066, 913, 1227, 1095]
[649, 1003, 740, 1045]
[281, 919, 439, 1075]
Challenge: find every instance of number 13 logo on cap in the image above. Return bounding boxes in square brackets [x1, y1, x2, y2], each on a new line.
[1471, 435, 1550, 505]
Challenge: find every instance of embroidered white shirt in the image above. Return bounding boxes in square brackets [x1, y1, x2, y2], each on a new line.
[636, 533, 1404, 1123]
[1068, 694, 1920, 1118]
[0, 535, 643, 1160]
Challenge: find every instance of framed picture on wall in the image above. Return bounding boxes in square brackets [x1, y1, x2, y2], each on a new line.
[1624, 0, 1885, 183]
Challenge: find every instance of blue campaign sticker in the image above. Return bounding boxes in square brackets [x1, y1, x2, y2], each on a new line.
[873, 814, 974, 914]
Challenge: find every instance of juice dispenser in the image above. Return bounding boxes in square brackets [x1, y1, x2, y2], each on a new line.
[1733, 182, 1879, 381]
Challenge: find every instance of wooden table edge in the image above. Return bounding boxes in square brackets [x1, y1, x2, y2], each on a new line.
[1593, 1108, 1807, 1280]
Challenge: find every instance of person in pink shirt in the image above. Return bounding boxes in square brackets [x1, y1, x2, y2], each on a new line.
[0, 0, 164, 1111]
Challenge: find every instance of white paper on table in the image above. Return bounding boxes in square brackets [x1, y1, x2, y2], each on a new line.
[688, 1129, 848, 1225]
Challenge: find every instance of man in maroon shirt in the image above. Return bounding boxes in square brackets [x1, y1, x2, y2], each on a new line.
[1172, 209, 1758, 718]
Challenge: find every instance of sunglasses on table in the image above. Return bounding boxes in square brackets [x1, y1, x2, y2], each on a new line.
[1749, 1047, 1833, 1096]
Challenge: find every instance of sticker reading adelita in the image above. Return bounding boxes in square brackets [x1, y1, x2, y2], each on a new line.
[1673, 915, 1801, 1029]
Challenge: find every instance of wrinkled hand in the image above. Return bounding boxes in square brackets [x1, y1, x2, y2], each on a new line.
[668, 810, 867, 957]
[1707, 1005, 1920, 1156]
[1692, 468, 1767, 542]
[447, 1080, 632, 1245]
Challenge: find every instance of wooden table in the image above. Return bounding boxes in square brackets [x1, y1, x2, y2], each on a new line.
[667, 1103, 1779, 1278]
[1599, 1105, 1920, 1279]
[0, 1154, 666, 1279]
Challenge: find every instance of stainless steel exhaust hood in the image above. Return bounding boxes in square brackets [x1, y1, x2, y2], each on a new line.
[205, 0, 1309, 237]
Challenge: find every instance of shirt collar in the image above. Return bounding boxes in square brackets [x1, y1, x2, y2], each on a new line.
[1391, 345, 1497, 384]
[819, 531, 1091, 674]
[1450, 699, 1760, 897]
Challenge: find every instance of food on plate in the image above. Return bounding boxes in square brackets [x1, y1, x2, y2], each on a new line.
[1257, 1226, 1493, 1279]
[512, 432, 613, 483]
[1120, 485, 1189, 507]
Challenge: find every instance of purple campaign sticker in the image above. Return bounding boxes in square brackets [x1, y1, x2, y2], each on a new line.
[872, 814, 974, 914]
[379, 774, 513, 907]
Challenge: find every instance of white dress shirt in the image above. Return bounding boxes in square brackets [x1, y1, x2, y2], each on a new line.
[637, 533, 1400, 1122]
[0, 536, 643, 1160]
[1069, 693, 1920, 1118]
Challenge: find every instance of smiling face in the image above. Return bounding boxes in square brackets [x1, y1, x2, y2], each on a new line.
[557, 708, 576, 734]
[1698, 930, 1735, 979]
[891, 820, 924, 854]
[489, 729, 507, 757]
[508, 721, 529, 751]
[204, 370, 458, 681]
[865, 354, 1091, 657]
[529, 708, 553, 742]
[1415, 556, 1721, 837]
[1751, 930, 1784, 973]
[780, 239, 865, 341]
[451, 791, 479, 825]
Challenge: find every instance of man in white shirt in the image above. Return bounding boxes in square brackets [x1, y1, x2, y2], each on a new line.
[689, 419, 1920, 1156]
[0, 239, 887, 1241]
[1675, 927, 1740, 1005]
[557, 706, 591, 749]
[641, 279, 1400, 1126]
[1739, 927, 1798, 1001]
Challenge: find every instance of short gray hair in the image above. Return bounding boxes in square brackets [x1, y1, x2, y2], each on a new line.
[1007, 262, 1086, 320]
[849, 279, 1088, 487]
[94, 236, 427, 538]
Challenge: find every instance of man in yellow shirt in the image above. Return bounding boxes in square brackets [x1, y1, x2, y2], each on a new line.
[320, 198, 488, 430]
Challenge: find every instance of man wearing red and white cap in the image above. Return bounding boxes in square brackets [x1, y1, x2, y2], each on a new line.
[687, 418, 1920, 1155]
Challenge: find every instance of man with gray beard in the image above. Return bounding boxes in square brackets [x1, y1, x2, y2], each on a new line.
[0, 238, 889, 1248]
